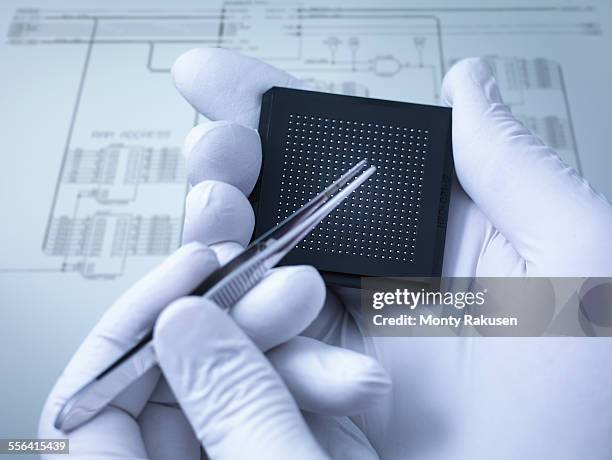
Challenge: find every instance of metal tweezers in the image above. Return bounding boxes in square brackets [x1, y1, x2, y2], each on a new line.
[55, 159, 375, 432]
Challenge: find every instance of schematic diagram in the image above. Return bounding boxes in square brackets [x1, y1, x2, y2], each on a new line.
[482, 56, 580, 170]
[44, 143, 185, 277]
[3, 1, 611, 444]
[2, 2, 595, 278]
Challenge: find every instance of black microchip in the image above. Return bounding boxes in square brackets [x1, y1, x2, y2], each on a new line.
[253, 87, 453, 287]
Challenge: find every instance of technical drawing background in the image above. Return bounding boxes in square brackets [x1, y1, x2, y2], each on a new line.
[0, 0, 611, 439]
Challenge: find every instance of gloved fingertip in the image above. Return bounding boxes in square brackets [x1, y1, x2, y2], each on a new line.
[269, 337, 391, 415]
[168, 242, 219, 276]
[441, 57, 502, 107]
[210, 241, 245, 265]
[283, 265, 326, 312]
[183, 180, 255, 246]
[177, 240, 216, 259]
[171, 47, 207, 96]
[184, 120, 262, 194]
[232, 265, 326, 351]
[277, 265, 327, 335]
[325, 351, 392, 403]
[354, 354, 392, 391]
[154, 296, 201, 340]
[183, 121, 225, 157]
[154, 296, 222, 357]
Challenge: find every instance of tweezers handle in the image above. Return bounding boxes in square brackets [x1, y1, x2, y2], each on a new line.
[206, 259, 269, 310]
[55, 340, 157, 432]
[55, 258, 271, 432]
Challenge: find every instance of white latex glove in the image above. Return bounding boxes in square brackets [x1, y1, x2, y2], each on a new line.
[170, 48, 612, 459]
[38, 241, 388, 459]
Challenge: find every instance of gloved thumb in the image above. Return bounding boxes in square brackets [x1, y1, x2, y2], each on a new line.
[441, 58, 612, 275]
[154, 296, 329, 460]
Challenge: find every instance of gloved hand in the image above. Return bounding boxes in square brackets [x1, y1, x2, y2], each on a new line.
[169, 48, 612, 459]
[38, 244, 389, 459]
